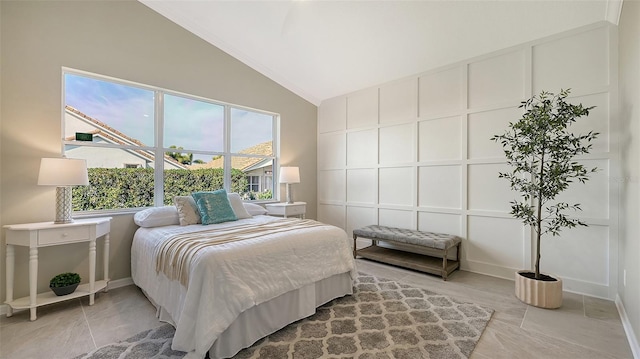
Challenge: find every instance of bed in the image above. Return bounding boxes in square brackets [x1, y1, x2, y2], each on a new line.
[130, 199, 356, 359]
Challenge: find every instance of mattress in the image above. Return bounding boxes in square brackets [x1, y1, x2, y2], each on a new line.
[131, 215, 356, 359]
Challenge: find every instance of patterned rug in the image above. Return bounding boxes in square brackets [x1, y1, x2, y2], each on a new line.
[75, 273, 493, 359]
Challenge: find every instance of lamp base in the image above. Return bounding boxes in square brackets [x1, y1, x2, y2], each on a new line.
[286, 183, 294, 204]
[54, 186, 74, 224]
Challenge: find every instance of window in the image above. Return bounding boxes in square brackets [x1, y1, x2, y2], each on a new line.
[63, 69, 278, 212]
[247, 176, 260, 192]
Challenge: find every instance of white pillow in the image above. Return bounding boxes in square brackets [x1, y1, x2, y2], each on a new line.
[174, 196, 201, 226]
[134, 206, 180, 228]
[227, 193, 252, 219]
[243, 202, 268, 216]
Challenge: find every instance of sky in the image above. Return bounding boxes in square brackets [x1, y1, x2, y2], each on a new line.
[64, 74, 273, 159]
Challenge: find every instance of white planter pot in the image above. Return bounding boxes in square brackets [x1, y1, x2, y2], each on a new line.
[515, 270, 563, 309]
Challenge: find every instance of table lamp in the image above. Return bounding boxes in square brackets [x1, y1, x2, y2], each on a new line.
[38, 158, 89, 224]
[279, 166, 300, 204]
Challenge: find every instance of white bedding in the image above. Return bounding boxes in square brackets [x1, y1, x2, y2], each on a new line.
[131, 215, 356, 359]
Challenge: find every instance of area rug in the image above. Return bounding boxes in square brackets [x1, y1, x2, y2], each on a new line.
[75, 273, 493, 359]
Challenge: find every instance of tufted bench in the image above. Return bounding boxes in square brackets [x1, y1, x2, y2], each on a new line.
[353, 225, 462, 280]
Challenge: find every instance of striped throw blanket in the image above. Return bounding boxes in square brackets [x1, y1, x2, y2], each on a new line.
[155, 218, 327, 286]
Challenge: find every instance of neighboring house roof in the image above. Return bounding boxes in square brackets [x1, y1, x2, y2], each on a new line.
[243, 158, 273, 172]
[189, 141, 273, 171]
[65, 105, 187, 169]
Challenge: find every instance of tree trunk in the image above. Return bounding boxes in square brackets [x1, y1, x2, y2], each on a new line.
[535, 149, 545, 280]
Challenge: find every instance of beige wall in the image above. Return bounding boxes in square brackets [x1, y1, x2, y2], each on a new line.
[0, 0, 317, 301]
[618, 0, 640, 352]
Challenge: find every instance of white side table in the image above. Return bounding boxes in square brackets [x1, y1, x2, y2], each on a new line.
[4, 217, 111, 321]
[265, 202, 306, 219]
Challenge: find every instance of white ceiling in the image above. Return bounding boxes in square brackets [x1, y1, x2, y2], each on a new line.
[140, 0, 621, 106]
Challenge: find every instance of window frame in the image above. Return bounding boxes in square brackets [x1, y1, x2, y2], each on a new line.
[247, 175, 260, 192]
[62, 68, 280, 213]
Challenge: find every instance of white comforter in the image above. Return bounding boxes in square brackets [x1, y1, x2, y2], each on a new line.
[131, 215, 356, 359]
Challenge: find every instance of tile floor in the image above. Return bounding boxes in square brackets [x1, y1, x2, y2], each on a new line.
[0, 259, 634, 359]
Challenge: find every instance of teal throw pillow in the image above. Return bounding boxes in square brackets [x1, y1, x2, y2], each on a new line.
[191, 190, 238, 225]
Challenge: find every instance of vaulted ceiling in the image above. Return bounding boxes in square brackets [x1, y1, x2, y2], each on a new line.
[140, 0, 622, 105]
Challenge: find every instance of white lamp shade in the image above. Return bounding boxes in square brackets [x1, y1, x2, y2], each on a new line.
[38, 158, 89, 186]
[279, 166, 300, 184]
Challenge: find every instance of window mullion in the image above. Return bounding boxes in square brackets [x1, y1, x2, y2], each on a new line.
[273, 114, 280, 200]
[154, 91, 165, 206]
[223, 105, 231, 190]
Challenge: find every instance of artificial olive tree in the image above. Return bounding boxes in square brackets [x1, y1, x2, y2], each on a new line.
[492, 89, 598, 280]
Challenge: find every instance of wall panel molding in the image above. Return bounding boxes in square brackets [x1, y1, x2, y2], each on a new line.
[318, 22, 618, 299]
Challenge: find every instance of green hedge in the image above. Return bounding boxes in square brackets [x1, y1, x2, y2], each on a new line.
[72, 168, 251, 211]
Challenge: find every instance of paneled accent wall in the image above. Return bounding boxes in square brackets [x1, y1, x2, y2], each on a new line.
[318, 22, 618, 299]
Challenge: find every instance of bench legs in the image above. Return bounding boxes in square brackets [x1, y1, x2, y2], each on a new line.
[442, 243, 461, 280]
[443, 242, 462, 281]
[443, 248, 449, 281]
[353, 234, 377, 259]
[353, 234, 357, 258]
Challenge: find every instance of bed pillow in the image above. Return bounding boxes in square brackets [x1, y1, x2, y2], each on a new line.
[243, 202, 268, 216]
[192, 189, 238, 225]
[173, 196, 201, 226]
[227, 193, 252, 219]
[134, 206, 180, 228]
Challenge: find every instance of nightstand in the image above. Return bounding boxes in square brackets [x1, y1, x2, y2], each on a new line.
[265, 202, 306, 219]
[4, 217, 111, 321]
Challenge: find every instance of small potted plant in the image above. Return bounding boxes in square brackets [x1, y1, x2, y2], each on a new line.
[491, 89, 598, 309]
[49, 272, 81, 296]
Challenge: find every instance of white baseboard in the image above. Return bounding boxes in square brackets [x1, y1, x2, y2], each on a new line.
[107, 277, 134, 289]
[0, 277, 135, 316]
[616, 294, 640, 359]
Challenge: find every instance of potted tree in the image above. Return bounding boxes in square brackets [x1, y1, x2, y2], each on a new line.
[491, 89, 598, 309]
[49, 272, 81, 296]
